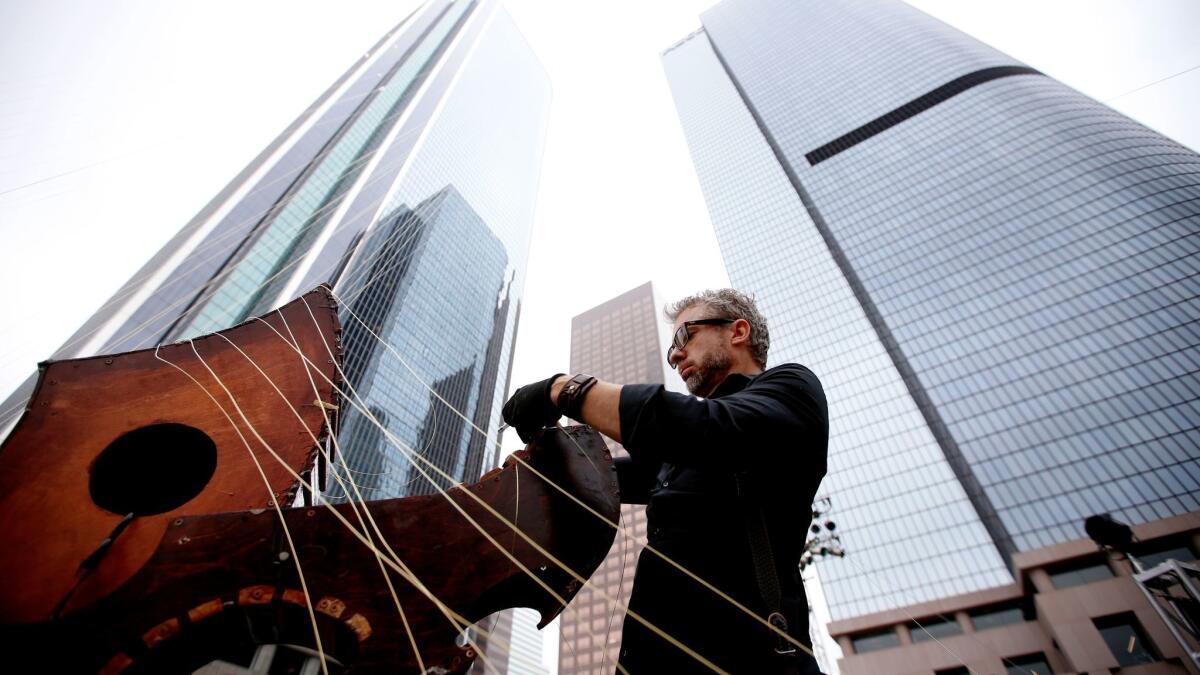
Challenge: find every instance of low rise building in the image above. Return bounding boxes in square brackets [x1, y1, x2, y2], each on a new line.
[829, 513, 1200, 675]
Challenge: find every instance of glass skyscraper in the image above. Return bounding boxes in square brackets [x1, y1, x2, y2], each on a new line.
[1, 0, 551, 501]
[662, 0, 1200, 621]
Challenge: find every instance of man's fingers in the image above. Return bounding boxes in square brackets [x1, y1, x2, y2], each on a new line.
[503, 374, 567, 443]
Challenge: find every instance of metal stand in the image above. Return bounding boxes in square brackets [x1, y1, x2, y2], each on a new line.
[193, 644, 338, 674]
[1132, 558, 1200, 671]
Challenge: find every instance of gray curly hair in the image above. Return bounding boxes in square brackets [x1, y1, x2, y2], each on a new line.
[664, 289, 770, 369]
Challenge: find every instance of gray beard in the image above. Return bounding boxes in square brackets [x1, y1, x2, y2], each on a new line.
[685, 350, 732, 396]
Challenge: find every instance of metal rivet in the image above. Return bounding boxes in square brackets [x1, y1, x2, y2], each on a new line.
[279, 551, 290, 561]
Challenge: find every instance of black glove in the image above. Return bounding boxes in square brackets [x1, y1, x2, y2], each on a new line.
[502, 374, 565, 443]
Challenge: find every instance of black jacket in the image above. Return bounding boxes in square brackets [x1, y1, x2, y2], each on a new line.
[613, 363, 828, 674]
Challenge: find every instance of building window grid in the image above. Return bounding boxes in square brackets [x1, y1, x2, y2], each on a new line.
[662, 1, 1195, 619]
[1093, 613, 1161, 667]
[801, 84, 1200, 554]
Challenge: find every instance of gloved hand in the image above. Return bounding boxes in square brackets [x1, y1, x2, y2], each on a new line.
[502, 374, 565, 442]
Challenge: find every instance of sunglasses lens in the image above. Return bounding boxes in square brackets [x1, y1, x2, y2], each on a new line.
[674, 325, 688, 349]
[666, 325, 689, 369]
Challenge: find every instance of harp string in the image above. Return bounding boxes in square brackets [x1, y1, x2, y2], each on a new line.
[204, 298, 613, 674]
[159, 336, 510, 674]
[270, 313, 428, 674]
[286, 299, 643, 672]
[234, 299, 710, 672]
[153, 342, 331, 675]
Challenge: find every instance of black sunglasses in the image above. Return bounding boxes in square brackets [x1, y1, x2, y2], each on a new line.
[666, 318, 735, 368]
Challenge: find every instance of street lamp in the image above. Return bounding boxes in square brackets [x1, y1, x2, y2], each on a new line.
[801, 498, 845, 571]
[1085, 513, 1200, 669]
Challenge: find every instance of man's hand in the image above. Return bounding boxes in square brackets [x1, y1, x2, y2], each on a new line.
[502, 374, 566, 442]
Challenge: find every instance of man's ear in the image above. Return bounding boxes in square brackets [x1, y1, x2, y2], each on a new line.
[730, 318, 752, 346]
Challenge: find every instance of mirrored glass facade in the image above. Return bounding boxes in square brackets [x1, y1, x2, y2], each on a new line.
[179, 0, 479, 336]
[663, 0, 1200, 621]
[327, 6, 549, 498]
[3, 0, 552, 501]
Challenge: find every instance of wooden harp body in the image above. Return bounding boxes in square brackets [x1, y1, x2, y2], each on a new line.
[0, 287, 619, 673]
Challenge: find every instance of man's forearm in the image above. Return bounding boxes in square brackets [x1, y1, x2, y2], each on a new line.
[551, 376, 623, 443]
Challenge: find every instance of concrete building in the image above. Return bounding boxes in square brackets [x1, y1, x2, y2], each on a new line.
[830, 513, 1200, 675]
[662, 0, 1200, 627]
[558, 281, 671, 675]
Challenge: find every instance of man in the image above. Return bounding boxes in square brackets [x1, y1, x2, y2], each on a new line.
[503, 289, 827, 674]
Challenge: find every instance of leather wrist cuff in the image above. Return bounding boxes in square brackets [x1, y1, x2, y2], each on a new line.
[556, 374, 598, 421]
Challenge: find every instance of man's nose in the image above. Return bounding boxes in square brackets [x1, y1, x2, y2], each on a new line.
[669, 347, 686, 368]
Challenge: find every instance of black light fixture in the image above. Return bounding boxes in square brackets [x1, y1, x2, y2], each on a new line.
[1085, 513, 1134, 552]
[800, 497, 845, 571]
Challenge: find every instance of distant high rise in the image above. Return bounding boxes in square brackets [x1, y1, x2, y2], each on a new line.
[507, 608, 552, 675]
[471, 606, 549, 675]
[331, 184, 515, 500]
[2, 0, 552, 503]
[558, 281, 669, 675]
[663, 0, 1200, 622]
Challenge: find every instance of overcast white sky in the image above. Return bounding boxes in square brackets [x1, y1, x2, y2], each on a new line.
[1, 0, 1198, 408]
[1, 0, 1198, 670]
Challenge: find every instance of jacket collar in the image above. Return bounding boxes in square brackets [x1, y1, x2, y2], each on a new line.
[709, 370, 758, 399]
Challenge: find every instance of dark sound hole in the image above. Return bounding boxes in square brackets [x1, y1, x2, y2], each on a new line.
[90, 423, 217, 516]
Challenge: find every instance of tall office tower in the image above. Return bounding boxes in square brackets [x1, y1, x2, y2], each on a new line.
[1, 0, 552, 505]
[558, 281, 670, 675]
[662, 0, 1200, 622]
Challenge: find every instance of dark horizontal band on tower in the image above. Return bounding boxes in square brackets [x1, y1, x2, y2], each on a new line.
[805, 65, 1042, 166]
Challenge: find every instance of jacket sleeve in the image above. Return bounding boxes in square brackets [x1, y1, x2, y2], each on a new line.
[617, 364, 827, 471]
[612, 454, 660, 505]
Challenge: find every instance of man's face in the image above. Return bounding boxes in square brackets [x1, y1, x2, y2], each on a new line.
[669, 304, 733, 396]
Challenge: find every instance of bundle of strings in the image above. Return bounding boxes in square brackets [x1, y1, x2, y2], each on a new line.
[148, 284, 1002, 675]
[1, 96, 1003, 674]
